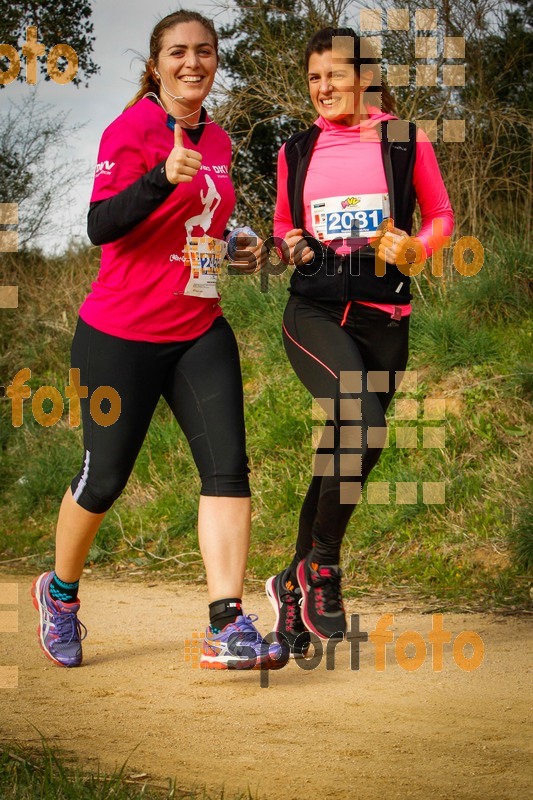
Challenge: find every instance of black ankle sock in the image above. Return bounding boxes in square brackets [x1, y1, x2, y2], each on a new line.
[209, 598, 243, 631]
[49, 572, 79, 603]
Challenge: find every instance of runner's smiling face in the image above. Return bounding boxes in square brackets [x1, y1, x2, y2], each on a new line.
[307, 50, 369, 125]
[155, 21, 218, 109]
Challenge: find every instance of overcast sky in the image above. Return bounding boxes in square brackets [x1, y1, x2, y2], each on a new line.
[4, 0, 235, 253]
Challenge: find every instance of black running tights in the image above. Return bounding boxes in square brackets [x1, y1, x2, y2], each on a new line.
[70, 316, 250, 514]
[282, 295, 410, 566]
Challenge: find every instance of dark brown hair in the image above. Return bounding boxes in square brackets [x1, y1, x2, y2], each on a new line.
[305, 27, 397, 115]
[125, 10, 218, 109]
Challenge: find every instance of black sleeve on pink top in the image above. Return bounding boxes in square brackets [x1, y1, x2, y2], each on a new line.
[87, 160, 175, 245]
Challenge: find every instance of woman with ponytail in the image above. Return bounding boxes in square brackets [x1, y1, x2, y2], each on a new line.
[266, 27, 454, 653]
[32, 10, 281, 672]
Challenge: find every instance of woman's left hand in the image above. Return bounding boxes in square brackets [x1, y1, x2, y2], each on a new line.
[377, 220, 411, 265]
[228, 233, 267, 274]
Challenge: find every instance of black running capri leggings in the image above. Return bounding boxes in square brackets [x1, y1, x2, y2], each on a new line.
[70, 315, 250, 514]
[282, 295, 409, 565]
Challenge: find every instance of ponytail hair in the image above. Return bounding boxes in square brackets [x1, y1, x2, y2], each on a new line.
[125, 64, 159, 110]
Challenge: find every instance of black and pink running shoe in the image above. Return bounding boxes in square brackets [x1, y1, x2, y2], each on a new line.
[266, 568, 310, 657]
[296, 555, 346, 640]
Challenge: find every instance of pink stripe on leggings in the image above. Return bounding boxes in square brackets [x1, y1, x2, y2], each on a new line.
[282, 323, 338, 380]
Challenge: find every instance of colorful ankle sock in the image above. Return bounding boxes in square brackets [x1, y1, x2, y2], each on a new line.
[49, 572, 79, 603]
[209, 598, 243, 632]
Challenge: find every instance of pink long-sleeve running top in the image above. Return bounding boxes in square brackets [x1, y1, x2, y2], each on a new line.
[274, 109, 454, 317]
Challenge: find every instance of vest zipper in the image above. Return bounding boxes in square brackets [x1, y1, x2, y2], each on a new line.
[287, 121, 416, 303]
[341, 254, 349, 301]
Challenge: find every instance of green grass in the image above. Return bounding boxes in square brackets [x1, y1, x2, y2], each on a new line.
[0, 743, 260, 800]
[0, 234, 531, 607]
[410, 305, 499, 370]
[508, 479, 533, 571]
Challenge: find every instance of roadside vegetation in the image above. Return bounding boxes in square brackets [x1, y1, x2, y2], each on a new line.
[0, 742, 259, 800]
[0, 1, 531, 797]
[1, 229, 531, 608]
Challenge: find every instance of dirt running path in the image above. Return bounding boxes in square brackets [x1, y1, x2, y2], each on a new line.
[1, 574, 532, 799]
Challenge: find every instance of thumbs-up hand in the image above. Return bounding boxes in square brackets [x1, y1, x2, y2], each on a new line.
[165, 123, 202, 185]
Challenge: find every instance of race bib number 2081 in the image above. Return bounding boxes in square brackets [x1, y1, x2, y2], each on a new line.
[311, 193, 390, 240]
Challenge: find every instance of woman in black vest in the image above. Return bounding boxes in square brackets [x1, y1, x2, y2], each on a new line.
[265, 27, 453, 653]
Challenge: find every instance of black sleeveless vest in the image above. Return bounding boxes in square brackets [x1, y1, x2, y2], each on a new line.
[283, 121, 417, 303]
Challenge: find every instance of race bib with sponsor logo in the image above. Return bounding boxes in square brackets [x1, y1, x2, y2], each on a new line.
[183, 235, 228, 298]
[311, 193, 390, 240]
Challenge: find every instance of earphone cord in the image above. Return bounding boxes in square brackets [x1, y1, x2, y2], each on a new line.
[144, 90, 215, 127]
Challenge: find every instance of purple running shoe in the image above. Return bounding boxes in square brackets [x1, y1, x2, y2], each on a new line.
[31, 571, 87, 667]
[200, 613, 286, 670]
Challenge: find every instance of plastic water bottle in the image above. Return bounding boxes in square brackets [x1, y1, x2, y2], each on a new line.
[226, 226, 257, 259]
